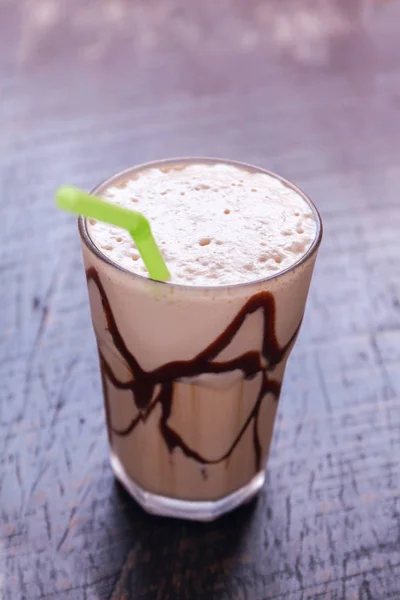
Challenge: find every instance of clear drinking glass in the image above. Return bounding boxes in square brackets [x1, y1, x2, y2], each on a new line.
[78, 158, 323, 521]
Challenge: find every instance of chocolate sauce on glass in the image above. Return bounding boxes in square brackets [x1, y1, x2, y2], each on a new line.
[87, 267, 302, 472]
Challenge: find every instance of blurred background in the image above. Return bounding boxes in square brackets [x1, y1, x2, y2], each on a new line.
[2, 0, 399, 185]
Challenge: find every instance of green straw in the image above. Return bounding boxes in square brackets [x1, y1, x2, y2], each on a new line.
[56, 185, 170, 281]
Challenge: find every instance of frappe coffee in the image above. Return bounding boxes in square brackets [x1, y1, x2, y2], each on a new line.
[79, 159, 322, 520]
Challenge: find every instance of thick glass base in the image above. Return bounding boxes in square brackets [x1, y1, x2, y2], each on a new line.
[110, 452, 265, 521]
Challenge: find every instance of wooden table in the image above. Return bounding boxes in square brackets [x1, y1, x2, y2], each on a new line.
[1, 1, 400, 598]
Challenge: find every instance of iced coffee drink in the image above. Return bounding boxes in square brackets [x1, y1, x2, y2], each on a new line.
[79, 159, 322, 520]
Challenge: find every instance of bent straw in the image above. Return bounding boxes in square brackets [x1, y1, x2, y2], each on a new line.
[56, 185, 170, 281]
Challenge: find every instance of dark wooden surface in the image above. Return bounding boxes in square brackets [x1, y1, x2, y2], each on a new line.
[1, 1, 400, 598]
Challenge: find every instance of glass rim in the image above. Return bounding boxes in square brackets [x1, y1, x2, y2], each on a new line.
[78, 157, 323, 292]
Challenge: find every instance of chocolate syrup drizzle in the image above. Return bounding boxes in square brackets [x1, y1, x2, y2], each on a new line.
[87, 267, 302, 472]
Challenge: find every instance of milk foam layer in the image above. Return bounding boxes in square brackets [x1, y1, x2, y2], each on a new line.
[88, 161, 316, 286]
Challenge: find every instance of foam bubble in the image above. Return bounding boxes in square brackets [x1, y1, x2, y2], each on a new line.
[88, 162, 317, 286]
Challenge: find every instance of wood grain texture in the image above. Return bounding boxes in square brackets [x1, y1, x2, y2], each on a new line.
[1, 0, 400, 598]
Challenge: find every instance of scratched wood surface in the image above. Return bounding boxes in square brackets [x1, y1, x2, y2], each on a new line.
[1, 0, 400, 598]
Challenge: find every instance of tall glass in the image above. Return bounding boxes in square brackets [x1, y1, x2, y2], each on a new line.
[79, 158, 322, 521]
